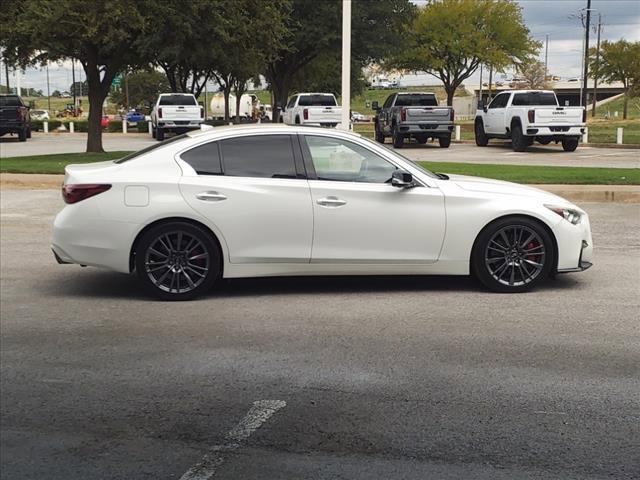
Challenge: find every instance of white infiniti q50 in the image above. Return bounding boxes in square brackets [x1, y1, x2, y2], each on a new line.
[52, 125, 593, 300]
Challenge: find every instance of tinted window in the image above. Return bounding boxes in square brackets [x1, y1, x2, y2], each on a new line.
[488, 93, 508, 109]
[221, 135, 297, 179]
[298, 95, 337, 107]
[382, 95, 394, 108]
[181, 141, 222, 175]
[512, 92, 557, 106]
[286, 96, 297, 109]
[115, 134, 190, 163]
[158, 95, 197, 106]
[305, 136, 397, 183]
[0, 96, 23, 107]
[394, 94, 438, 107]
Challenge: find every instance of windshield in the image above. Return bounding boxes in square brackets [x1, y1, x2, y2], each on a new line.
[298, 95, 337, 107]
[114, 134, 190, 163]
[159, 95, 197, 106]
[395, 94, 438, 107]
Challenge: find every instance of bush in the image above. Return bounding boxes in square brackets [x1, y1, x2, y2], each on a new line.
[107, 120, 123, 133]
[137, 120, 150, 133]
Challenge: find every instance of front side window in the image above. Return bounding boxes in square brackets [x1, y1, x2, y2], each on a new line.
[181, 141, 222, 175]
[383, 95, 394, 108]
[286, 96, 297, 109]
[305, 136, 397, 183]
[220, 135, 297, 179]
[488, 93, 508, 109]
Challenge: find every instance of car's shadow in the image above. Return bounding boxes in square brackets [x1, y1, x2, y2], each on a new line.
[395, 140, 567, 153]
[41, 269, 580, 301]
[0, 136, 23, 143]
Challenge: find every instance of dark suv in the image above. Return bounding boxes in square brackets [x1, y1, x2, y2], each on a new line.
[0, 94, 31, 142]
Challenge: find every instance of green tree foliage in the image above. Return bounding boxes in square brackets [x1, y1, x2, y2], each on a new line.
[109, 69, 170, 111]
[515, 60, 549, 90]
[391, 0, 538, 105]
[0, 0, 150, 152]
[265, 0, 415, 122]
[590, 40, 640, 119]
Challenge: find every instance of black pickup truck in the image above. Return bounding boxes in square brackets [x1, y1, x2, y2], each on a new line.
[0, 94, 31, 142]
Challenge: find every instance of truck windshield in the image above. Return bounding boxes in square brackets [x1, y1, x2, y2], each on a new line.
[395, 94, 438, 107]
[0, 96, 22, 107]
[298, 95, 337, 107]
[512, 92, 557, 106]
[159, 95, 197, 106]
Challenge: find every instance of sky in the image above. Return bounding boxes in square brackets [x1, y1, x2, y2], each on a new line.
[2, 0, 639, 93]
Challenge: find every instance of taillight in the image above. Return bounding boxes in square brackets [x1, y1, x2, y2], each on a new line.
[528, 109, 535, 123]
[158, 108, 162, 119]
[303, 108, 308, 120]
[62, 184, 111, 204]
[400, 108, 406, 122]
[16, 107, 24, 120]
[450, 109, 455, 122]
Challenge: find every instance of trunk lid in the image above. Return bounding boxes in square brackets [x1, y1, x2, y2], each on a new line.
[404, 106, 452, 122]
[305, 106, 342, 123]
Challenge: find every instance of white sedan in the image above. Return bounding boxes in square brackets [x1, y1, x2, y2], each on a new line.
[52, 125, 593, 300]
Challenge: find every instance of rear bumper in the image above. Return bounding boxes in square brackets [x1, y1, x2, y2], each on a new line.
[399, 123, 454, 135]
[525, 125, 584, 136]
[157, 121, 202, 129]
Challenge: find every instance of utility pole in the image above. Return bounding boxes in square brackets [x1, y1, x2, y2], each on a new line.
[339, 0, 351, 131]
[488, 65, 493, 101]
[124, 69, 129, 110]
[478, 64, 484, 108]
[71, 58, 77, 115]
[544, 34, 549, 80]
[16, 67, 21, 97]
[46, 62, 51, 113]
[4, 59, 9, 93]
[581, 0, 591, 108]
[591, 13, 602, 117]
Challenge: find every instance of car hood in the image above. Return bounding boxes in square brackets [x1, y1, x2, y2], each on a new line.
[446, 174, 571, 205]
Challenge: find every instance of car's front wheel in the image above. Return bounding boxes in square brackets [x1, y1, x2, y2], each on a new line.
[135, 222, 220, 300]
[472, 216, 554, 293]
[474, 120, 489, 146]
[156, 127, 164, 141]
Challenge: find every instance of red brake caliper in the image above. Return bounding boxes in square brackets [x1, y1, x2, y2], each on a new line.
[525, 241, 539, 263]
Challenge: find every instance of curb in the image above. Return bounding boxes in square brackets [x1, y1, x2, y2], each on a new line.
[451, 139, 640, 149]
[1, 173, 638, 203]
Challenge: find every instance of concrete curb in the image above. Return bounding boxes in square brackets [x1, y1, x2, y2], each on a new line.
[1, 173, 638, 203]
[451, 139, 640, 149]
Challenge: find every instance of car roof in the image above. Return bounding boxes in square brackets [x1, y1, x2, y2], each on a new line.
[187, 124, 362, 140]
[396, 92, 436, 95]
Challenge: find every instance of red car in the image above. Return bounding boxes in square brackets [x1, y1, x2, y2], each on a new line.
[100, 115, 110, 128]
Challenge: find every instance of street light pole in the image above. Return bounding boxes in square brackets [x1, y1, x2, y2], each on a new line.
[544, 34, 549, 80]
[339, 0, 351, 131]
[581, 0, 591, 108]
[46, 62, 51, 113]
[591, 13, 602, 117]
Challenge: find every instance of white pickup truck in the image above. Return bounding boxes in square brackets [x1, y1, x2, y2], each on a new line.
[150, 93, 204, 141]
[282, 93, 342, 127]
[474, 90, 586, 152]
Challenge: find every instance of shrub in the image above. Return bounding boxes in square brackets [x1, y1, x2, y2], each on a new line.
[107, 120, 123, 132]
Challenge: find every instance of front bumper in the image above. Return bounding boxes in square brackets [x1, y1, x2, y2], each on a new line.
[557, 240, 593, 273]
[553, 212, 594, 273]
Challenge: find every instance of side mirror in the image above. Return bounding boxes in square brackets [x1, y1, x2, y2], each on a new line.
[392, 170, 414, 188]
[371, 101, 379, 111]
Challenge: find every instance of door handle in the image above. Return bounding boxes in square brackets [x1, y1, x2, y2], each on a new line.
[317, 196, 346, 207]
[196, 191, 227, 202]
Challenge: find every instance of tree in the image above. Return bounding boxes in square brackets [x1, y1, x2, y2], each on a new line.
[514, 60, 549, 89]
[109, 69, 169, 111]
[52, 90, 61, 98]
[265, 0, 415, 122]
[390, 0, 539, 105]
[0, 0, 151, 152]
[589, 40, 640, 119]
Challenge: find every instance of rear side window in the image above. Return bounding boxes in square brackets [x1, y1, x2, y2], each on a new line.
[181, 142, 222, 175]
[298, 95, 337, 107]
[158, 95, 197, 106]
[0, 96, 23, 107]
[394, 94, 438, 107]
[512, 92, 557, 106]
[220, 135, 297, 179]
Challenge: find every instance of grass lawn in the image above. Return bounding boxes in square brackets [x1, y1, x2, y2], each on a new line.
[1, 151, 637, 184]
[0, 151, 130, 174]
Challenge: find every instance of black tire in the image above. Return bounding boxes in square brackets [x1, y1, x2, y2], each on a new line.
[392, 125, 404, 148]
[151, 125, 156, 139]
[18, 127, 27, 142]
[156, 127, 164, 141]
[135, 222, 221, 300]
[511, 123, 527, 152]
[415, 134, 428, 144]
[561, 137, 579, 152]
[295, 116, 300, 125]
[374, 121, 385, 143]
[472, 216, 555, 293]
[537, 137, 552, 145]
[438, 135, 451, 148]
[474, 120, 489, 146]
[26, 127, 32, 139]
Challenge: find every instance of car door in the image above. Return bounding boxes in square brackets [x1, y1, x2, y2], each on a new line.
[178, 133, 313, 263]
[283, 96, 297, 125]
[300, 134, 446, 264]
[485, 93, 509, 134]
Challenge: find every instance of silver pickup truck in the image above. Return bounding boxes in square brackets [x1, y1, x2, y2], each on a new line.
[372, 92, 454, 148]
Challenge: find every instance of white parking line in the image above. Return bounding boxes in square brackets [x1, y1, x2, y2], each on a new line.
[179, 399, 286, 480]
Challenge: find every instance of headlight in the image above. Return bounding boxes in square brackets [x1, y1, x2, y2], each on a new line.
[545, 204, 582, 225]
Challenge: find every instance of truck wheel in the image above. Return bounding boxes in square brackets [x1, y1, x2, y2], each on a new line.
[26, 127, 32, 139]
[438, 135, 451, 148]
[561, 137, 579, 152]
[374, 122, 385, 143]
[392, 126, 404, 148]
[295, 116, 300, 125]
[151, 125, 156, 139]
[475, 120, 489, 146]
[18, 127, 27, 142]
[415, 134, 428, 144]
[511, 124, 527, 152]
[156, 127, 164, 141]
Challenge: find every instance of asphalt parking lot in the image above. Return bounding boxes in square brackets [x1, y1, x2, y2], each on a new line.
[1, 188, 639, 479]
[1, 131, 639, 169]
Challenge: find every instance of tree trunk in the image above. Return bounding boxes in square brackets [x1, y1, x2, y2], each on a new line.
[86, 87, 106, 152]
[445, 86, 455, 107]
[235, 91, 241, 124]
[223, 87, 231, 123]
[623, 87, 629, 120]
[270, 80, 291, 124]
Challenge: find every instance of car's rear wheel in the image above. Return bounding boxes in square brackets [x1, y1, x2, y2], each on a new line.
[18, 127, 27, 142]
[438, 135, 451, 148]
[474, 120, 489, 146]
[374, 122, 385, 143]
[472, 216, 554, 293]
[511, 123, 527, 152]
[392, 125, 404, 148]
[562, 137, 579, 152]
[135, 222, 220, 300]
[151, 125, 156, 139]
[156, 127, 164, 141]
[26, 127, 32, 139]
